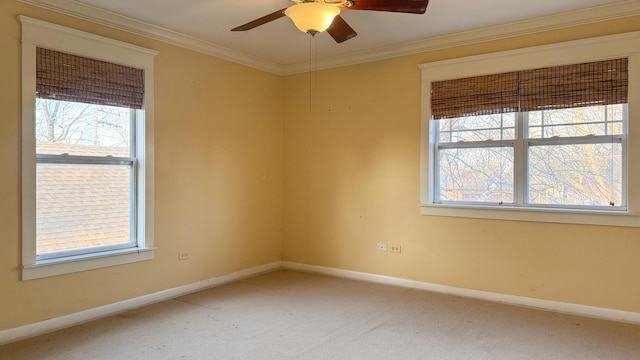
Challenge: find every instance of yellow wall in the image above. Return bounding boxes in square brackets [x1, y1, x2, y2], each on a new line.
[0, 2, 283, 331]
[283, 17, 640, 313]
[2, 0, 640, 334]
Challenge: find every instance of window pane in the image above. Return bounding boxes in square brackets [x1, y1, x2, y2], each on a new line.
[437, 113, 516, 143]
[36, 163, 131, 255]
[527, 105, 624, 139]
[35, 99, 131, 157]
[528, 143, 622, 206]
[438, 147, 514, 203]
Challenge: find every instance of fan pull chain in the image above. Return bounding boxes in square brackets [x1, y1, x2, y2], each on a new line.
[308, 33, 319, 112]
[309, 33, 312, 112]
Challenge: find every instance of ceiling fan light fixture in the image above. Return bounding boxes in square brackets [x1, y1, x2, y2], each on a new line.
[285, 2, 340, 35]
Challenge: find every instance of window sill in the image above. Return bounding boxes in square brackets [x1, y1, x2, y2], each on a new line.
[420, 203, 640, 227]
[22, 247, 155, 281]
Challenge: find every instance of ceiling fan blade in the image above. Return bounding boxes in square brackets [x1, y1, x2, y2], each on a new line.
[341, 0, 429, 14]
[231, 8, 287, 31]
[326, 15, 358, 43]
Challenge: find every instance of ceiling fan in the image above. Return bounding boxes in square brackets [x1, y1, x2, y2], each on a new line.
[231, 0, 430, 43]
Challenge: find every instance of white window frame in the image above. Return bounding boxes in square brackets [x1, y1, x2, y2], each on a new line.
[21, 16, 157, 280]
[419, 31, 640, 227]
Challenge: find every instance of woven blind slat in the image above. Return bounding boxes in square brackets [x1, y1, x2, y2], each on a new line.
[36, 47, 144, 109]
[431, 58, 628, 120]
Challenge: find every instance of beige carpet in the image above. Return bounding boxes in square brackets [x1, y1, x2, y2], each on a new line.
[2, 270, 640, 359]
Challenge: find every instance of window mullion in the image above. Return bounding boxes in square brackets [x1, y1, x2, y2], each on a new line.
[527, 135, 623, 146]
[514, 112, 526, 205]
[36, 154, 134, 165]
[130, 110, 138, 247]
[621, 104, 629, 208]
[433, 143, 441, 202]
[437, 140, 514, 149]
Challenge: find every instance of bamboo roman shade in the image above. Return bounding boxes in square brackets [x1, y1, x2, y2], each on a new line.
[431, 58, 628, 120]
[519, 58, 628, 112]
[36, 47, 144, 109]
[431, 72, 519, 120]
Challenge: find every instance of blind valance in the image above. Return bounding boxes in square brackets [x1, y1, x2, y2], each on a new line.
[431, 58, 628, 120]
[36, 47, 144, 109]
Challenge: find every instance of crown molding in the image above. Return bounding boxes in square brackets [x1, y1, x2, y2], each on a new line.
[282, 0, 640, 75]
[17, 0, 285, 75]
[18, 0, 640, 76]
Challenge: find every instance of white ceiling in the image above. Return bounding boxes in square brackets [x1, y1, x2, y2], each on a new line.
[23, 0, 639, 72]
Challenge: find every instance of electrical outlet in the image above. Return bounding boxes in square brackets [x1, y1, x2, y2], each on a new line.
[178, 251, 190, 260]
[390, 244, 401, 253]
[376, 243, 388, 251]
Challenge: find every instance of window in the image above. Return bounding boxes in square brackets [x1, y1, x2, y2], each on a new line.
[21, 17, 157, 280]
[434, 105, 625, 208]
[419, 32, 640, 226]
[432, 59, 627, 209]
[36, 100, 136, 260]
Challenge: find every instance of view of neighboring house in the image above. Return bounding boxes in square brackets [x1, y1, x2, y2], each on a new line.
[35, 142, 131, 254]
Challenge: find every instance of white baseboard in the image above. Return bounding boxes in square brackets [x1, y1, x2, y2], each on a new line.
[3, 260, 639, 346]
[0, 262, 281, 346]
[281, 261, 640, 325]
